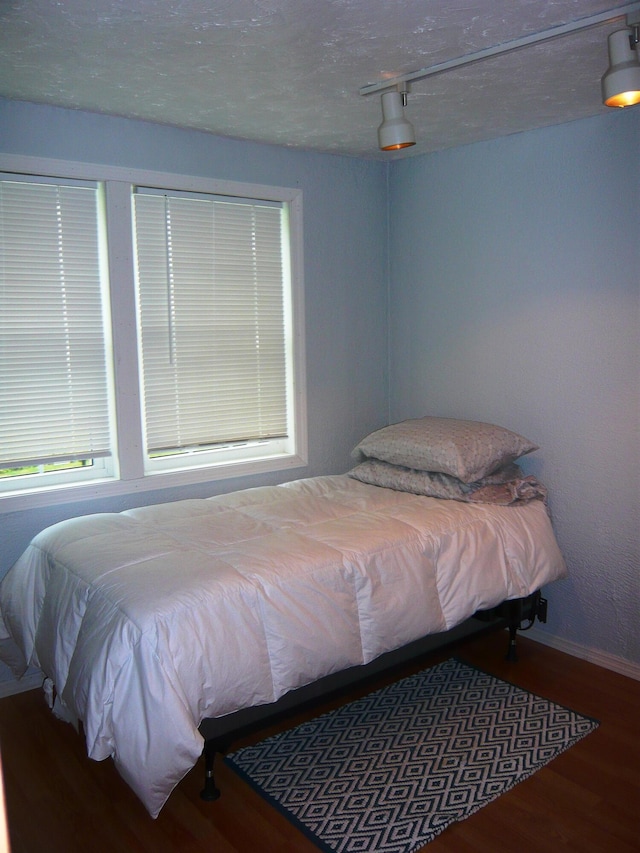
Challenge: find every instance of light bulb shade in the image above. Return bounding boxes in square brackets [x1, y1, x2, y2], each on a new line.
[601, 28, 640, 107]
[378, 91, 416, 150]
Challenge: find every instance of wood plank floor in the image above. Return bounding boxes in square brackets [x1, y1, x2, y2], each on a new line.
[0, 629, 638, 852]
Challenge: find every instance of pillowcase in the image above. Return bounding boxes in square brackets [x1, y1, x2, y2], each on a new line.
[348, 459, 546, 506]
[351, 416, 538, 483]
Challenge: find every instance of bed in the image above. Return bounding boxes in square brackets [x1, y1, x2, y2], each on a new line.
[0, 417, 567, 818]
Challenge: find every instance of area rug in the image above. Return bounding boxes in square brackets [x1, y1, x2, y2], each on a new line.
[225, 658, 599, 853]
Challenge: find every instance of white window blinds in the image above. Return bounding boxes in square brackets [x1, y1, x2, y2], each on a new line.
[133, 189, 289, 457]
[0, 177, 111, 469]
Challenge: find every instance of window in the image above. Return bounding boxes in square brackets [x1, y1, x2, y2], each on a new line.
[0, 156, 306, 510]
[0, 176, 114, 488]
[133, 188, 293, 473]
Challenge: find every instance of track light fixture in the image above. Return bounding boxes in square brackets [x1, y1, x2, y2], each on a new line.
[601, 15, 640, 107]
[362, 2, 640, 152]
[377, 84, 415, 151]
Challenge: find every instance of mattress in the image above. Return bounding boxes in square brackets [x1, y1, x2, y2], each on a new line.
[0, 475, 566, 816]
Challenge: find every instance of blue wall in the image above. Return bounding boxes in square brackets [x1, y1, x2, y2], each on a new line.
[388, 109, 640, 667]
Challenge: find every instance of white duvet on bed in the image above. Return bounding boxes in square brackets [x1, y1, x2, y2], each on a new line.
[0, 475, 566, 817]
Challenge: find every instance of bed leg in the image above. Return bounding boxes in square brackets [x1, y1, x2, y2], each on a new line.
[505, 599, 521, 662]
[506, 622, 519, 662]
[504, 591, 548, 661]
[200, 740, 221, 802]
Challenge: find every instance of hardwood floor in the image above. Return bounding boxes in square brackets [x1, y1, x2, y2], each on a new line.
[0, 629, 638, 852]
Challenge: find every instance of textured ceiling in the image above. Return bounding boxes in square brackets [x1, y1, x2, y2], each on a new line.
[0, 1, 637, 160]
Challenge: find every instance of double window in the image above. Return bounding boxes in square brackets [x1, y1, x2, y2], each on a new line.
[0, 158, 306, 509]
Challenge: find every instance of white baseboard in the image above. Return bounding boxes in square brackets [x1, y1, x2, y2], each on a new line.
[525, 626, 640, 682]
[0, 672, 43, 699]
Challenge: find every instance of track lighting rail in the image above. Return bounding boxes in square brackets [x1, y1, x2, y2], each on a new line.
[359, 2, 640, 97]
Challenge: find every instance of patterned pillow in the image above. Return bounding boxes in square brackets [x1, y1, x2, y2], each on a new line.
[351, 417, 538, 483]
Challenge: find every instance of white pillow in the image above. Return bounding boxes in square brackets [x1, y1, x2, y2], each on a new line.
[351, 417, 538, 483]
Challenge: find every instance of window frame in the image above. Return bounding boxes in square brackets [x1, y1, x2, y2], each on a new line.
[0, 154, 308, 513]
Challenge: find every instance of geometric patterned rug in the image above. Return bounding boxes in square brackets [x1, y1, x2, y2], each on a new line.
[225, 658, 599, 853]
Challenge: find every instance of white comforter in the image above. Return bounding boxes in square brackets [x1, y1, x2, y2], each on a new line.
[0, 475, 566, 817]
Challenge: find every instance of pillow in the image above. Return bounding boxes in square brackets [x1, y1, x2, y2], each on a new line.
[351, 416, 538, 483]
[348, 459, 546, 506]
[349, 459, 522, 500]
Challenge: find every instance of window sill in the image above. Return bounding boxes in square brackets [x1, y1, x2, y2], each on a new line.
[0, 453, 308, 515]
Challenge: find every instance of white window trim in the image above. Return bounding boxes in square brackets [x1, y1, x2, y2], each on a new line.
[0, 154, 308, 514]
